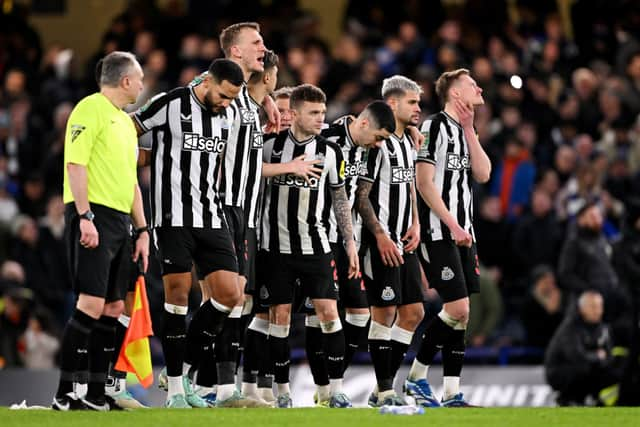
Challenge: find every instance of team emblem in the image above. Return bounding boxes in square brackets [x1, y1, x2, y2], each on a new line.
[441, 266, 455, 281]
[259, 285, 269, 300]
[304, 297, 315, 309]
[240, 108, 255, 124]
[381, 286, 395, 301]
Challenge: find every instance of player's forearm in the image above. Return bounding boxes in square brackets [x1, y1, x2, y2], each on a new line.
[331, 186, 354, 242]
[262, 162, 293, 177]
[67, 163, 91, 214]
[410, 182, 420, 227]
[464, 126, 491, 183]
[416, 173, 458, 230]
[356, 181, 385, 237]
[130, 184, 147, 229]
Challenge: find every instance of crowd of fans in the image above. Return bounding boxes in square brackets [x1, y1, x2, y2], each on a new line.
[1, 0, 639, 372]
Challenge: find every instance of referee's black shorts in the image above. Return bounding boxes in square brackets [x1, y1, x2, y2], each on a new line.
[223, 205, 247, 278]
[65, 203, 132, 303]
[418, 239, 480, 303]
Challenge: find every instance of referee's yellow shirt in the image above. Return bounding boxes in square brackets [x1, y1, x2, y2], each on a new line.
[63, 93, 138, 214]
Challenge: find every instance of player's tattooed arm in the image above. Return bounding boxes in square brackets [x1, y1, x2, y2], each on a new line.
[330, 186, 354, 243]
[355, 180, 384, 236]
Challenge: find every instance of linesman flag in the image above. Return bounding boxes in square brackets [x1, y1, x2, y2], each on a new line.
[115, 274, 154, 387]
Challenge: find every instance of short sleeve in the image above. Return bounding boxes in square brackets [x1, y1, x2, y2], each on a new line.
[416, 119, 439, 165]
[64, 99, 99, 166]
[358, 146, 381, 183]
[328, 145, 345, 188]
[133, 92, 168, 133]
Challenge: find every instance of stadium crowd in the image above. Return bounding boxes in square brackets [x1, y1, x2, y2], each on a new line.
[0, 0, 639, 404]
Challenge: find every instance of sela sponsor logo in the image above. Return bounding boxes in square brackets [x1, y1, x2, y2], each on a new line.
[343, 161, 363, 178]
[391, 166, 415, 183]
[272, 174, 319, 189]
[446, 153, 471, 171]
[182, 132, 226, 153]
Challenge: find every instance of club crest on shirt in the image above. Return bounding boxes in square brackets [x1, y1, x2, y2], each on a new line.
[252, 131, 263, 149]
[240, 108, 255, 124]
[441, 266, 455, 281]
[381, 286, 395, 301]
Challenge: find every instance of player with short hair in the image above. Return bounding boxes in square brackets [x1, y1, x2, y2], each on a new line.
[260, 84, 358, 408]
[356, 75, 425, 407]
[133, 58, 245, 408]
[406, 68, 491, 407]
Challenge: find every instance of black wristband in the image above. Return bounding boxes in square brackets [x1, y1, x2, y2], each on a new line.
[135, 225, 149, 235]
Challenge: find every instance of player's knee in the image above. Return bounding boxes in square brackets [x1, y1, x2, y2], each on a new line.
[271, 305, 291, 325]
[314, 302, 338, 322]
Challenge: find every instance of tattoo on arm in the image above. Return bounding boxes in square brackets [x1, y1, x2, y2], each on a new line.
[331, 186, 354, 242]
[356, 181, 384, 236]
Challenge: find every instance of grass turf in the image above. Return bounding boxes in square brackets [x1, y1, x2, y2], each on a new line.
[1, 407, 639, 427]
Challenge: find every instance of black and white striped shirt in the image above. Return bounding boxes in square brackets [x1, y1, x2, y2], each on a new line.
[321, 117, 364, 243]
[261, 130, 345, 255]
[359, 133, 416, 248]
[134, 86, 234, 229]
[417, 111, 474, 242]
[219, 84, 263, 220]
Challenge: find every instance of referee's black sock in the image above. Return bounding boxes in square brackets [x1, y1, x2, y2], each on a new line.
[108, 315, 129, 385]
[162, 304, 187, 378]
[415, 315, 452, 365]
[368, 321, 393, 392]
[56, 309, 96, 398]
[305, 321, 329, 386]
[87, 315, 117, 401]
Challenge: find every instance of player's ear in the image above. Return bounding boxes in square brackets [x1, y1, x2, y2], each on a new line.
[230, 44, 242, 59]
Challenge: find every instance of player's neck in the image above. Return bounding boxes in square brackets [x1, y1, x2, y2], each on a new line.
[230, 57, 251, 83]
[443, 103, 460, 124]
[248, 84, 267, 105]
[393, 119, 407, 139]
[100, 87, 129, 110]
[291, 124, 314, 142]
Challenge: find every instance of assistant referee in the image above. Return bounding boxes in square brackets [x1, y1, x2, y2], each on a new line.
[52, 51, 149, 411]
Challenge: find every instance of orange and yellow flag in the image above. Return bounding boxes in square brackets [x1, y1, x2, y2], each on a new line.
[115, 275, 154, 388]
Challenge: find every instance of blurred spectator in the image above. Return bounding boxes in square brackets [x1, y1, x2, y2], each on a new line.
[474, 196, 511, 270]
[522, 265, 565, 348]
[490, 137, 536, 220]
[545, 291, 621, 406]
[0, 285, 33, 367]
[22, 307, 60, 369]
[557, 202, 626, 318]
[467, 266, 504, 347]
[512, 188, 564, 275]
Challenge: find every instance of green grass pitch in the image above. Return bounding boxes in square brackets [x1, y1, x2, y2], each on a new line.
[2, 407, 639, 427]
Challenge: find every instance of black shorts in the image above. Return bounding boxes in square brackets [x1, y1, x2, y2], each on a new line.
[223, 205, 247, 277]
[153, 226, 238, 277]
[362, 244, 424, 307]
[331, 242, 368, 309]
[418, 239, 480, 303]
[244, 227, 257, 293]
[261, 251, 338, 306]
[252, 250, 271, 314]
[65, 203, 131, 303]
